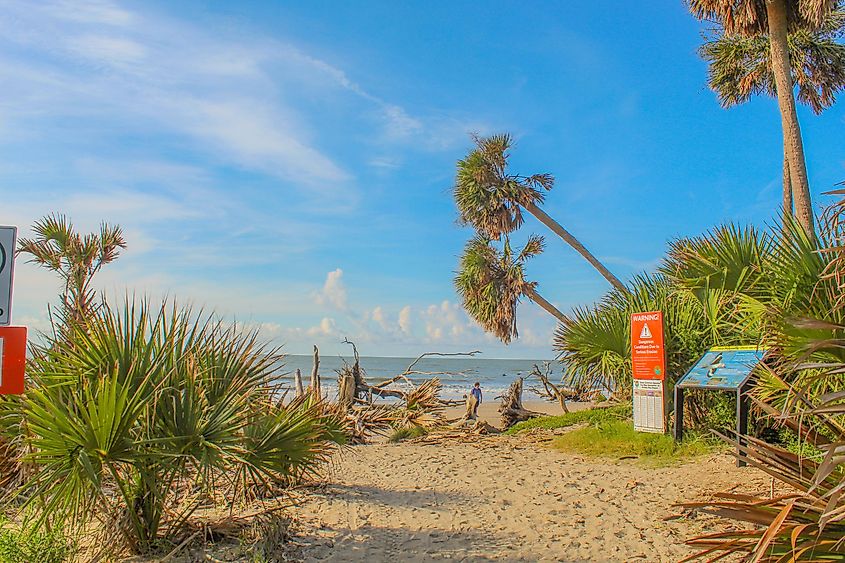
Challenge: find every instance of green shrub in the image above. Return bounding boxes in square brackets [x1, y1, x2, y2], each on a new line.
[505, 405, 631, 435]
[15, 299, 345, 556]
[388, 425, 428, 443]
[553, 419, 719, 466]
[0, 518, 73, 563]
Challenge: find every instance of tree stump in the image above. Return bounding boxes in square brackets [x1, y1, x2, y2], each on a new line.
[499, 377, 541, 429]
[464, 393, 479, 420]
[294, 368, 305, 398]
[337, 370, 356, 408]
[310, 345, 321, 400]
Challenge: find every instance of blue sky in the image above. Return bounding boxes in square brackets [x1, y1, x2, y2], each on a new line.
[2, 1, 843, 358]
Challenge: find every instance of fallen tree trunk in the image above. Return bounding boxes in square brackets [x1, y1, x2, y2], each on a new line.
[499, 378, 542, 429]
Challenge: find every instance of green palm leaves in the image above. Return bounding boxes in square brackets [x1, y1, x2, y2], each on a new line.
[700, 12, 845, 114]
[17, 214, 126, 326]
[13, 299, 344, 555]
[454, 235, 545, 344]
[454, 134, 550, 240]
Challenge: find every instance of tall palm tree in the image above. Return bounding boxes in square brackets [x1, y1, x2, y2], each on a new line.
[455, 234, 566, 344]
[689, 0, 839, 238]
[17, 214, 126, 326]
[700, 11, 845, 217]
[454, 133, 627, 293]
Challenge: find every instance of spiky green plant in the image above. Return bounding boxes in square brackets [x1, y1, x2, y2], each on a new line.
[11, 298, 345, 556]
[680, 195, 845, 560]
[17, 214, 126, 327]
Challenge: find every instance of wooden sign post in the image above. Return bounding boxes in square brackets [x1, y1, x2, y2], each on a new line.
[631, 311, 667, 433]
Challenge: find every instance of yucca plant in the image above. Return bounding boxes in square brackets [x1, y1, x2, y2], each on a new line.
[10, 298, 345, 556]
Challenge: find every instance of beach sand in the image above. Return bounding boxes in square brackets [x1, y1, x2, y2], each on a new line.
[293, 405, 771, 562]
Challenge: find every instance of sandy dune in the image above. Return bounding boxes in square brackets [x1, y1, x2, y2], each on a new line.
[294, 431, 770, 562]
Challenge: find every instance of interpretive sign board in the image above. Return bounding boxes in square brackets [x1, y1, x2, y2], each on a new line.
[631, 311, 666, 433]
[674, 345, 767, 467]
[676, 346, 765, 390]
[0, 226, 17, 326]
[0, 326, 26, 395]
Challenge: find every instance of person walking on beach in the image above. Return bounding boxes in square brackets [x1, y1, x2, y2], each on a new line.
[470, 382, 482, 417]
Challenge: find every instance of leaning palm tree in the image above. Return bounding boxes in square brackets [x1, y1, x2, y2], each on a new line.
[700, 11, 845, 216]
[689, 0, 840, 238]
[17, 214, 126, 326]
[455, 233, 565, 344]
[454, 133, 627, 293]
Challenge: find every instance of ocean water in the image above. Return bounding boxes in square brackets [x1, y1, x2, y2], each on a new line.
[276, 354, 565, 401]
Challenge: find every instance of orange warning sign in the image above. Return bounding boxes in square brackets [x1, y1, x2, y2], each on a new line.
[631, 311, 665, 381]
[0, 326, 26, 395]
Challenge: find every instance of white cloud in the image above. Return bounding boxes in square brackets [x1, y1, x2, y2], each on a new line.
[398, 305, 412, 334]
[314, 269, 348, 311]
[306, 317, 336, 337]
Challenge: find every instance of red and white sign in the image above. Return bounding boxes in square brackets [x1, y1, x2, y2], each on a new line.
[0, 326, 26, 395]
[631, 311, 666, 433]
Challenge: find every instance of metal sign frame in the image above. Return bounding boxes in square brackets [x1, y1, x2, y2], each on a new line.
[0, 226, 17, 326]
[673, 346, 767, 467]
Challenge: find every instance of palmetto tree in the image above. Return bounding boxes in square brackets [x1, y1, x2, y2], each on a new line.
[689, 0, 840, 239]
[700, 11, 845, 217]
[454, 134, 627, 293]
[455, 234, 565, 344]
[17, 214, 126, 326]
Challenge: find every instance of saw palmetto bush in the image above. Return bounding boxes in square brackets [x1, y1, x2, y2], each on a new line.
[8, 298, 345, 556]
[678, 195, 845, 560]
[555, 273, 719, 400]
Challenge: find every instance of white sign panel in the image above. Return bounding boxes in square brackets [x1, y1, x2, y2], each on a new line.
[633, 379, 666, 433]
[0, 226, 17, 326]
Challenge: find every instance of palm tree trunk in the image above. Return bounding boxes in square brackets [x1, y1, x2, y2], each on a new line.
[767, 0, 815, 238]
[524, 286, 568, 325]
[524, 201, 627, 293]
[782, 152, 793, 217]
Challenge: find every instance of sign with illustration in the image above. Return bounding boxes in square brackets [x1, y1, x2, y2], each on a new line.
[0, 226, 17, 326]
[630, 311, 666, 381]
[0, 326, 26, 395]
[676, 346, 767, 390]
[631, 311, 667, 433]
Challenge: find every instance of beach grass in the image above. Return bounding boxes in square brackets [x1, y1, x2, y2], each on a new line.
[505, 404, 631, 435]
[388, 425, 428, 443]
[553, 420, 720, 466]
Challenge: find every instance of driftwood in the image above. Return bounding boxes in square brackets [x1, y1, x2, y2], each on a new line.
[340, 339, 480, 405]
[294, 368, 304, 398]
[527, 362, 569, 413]
[498, 378, 542, 429]
[309, 345, 321, 399]
[526, 362, 603, 408]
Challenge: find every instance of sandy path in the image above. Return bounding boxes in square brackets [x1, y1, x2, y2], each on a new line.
[294, 435, 769, 562]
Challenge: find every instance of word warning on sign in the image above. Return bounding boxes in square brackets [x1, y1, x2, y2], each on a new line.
[631, 311, 666, 433]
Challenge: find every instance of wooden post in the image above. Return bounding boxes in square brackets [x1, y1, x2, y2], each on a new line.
[310, 345, 321, 400]
[338, 370, 356, 407]
[673, 386, 684, 442]
[294, 368, 304, 398]
[736, 385, 749, 468]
